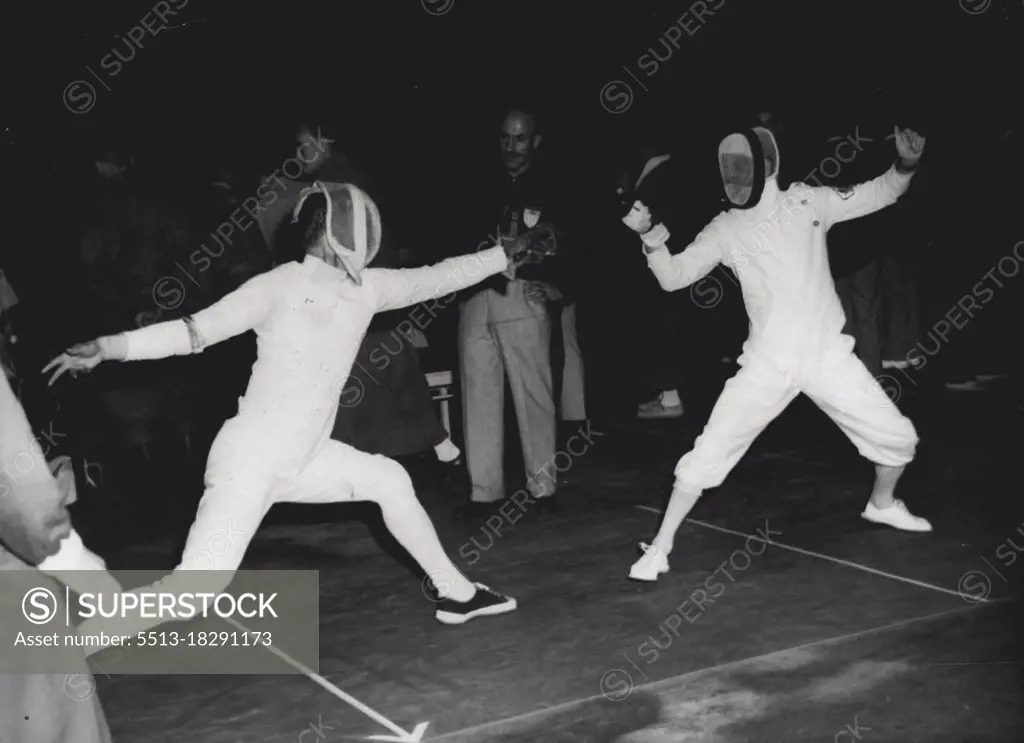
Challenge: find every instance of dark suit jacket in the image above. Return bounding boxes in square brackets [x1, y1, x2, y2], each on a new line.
[465, 160, 580, 304]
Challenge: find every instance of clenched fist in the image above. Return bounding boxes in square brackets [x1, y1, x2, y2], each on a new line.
[893, 127, 926, 167]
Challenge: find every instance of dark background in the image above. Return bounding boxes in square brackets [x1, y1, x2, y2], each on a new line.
[2, 0, 1023, 420]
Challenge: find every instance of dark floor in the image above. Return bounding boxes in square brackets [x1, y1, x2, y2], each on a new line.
[82, 384, 1023, 743]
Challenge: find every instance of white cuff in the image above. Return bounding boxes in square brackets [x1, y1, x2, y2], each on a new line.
[640, 224, 670, 252]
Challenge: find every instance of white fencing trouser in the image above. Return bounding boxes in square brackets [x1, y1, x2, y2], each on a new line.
[75, 434, 441, 643]
[123, 437, 416, 592]
[673, 345, 919, 493]
[174, 437, 419, 577]
[459, 281, 557, 503]
[560, 303, 586, 422]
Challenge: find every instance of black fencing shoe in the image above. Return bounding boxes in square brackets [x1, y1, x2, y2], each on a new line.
[434, 583, 517, 625]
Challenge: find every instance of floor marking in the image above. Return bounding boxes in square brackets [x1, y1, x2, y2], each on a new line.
[635, 504, 976, 602]
[423, 599, 1012, 741]
[925, 661, 1020, 666]
[222, 617, 428, 741]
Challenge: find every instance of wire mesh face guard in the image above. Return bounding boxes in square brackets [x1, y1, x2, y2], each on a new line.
[717, 127, 779, 209]
[291, 181, 381, 284]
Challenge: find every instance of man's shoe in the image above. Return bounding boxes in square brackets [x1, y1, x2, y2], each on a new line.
[861, 499, 932, 532]
[434, 583, 517, 625]
[637, 396, 683, 419]
[628, 542, 670, 582]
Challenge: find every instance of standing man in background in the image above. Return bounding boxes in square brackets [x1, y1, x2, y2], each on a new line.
[458, 107, 571, 517]
[879, 155, 928, 377]
[616, 144, 690, 419]
[828, 116, 925, 383]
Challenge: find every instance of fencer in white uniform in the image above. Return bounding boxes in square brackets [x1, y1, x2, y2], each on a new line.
[622, 124, 932, 582]
[45, 182, 527, 643]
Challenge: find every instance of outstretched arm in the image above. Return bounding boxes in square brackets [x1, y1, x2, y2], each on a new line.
[818, 165, 914, 228]
[366, 245, 510, 313]
[124, 270, 278, 359]
[820, 126, 925, 228]
[45, 270, 279, 384]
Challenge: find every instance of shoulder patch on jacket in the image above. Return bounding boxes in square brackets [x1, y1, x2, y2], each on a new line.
[833, 186, 856, 200]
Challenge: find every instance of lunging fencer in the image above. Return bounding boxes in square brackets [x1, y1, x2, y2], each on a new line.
[45, 182, 531, 643]
[619, 123, 932, 582]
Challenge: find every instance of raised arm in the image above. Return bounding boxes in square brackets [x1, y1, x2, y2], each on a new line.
[365, 245, 510, 313]
[620, 193, 725, 292]
[818, 164, 914, 228]
[819, 126, 926, 228]
[640, 223, 724, 292]
[44, 269, 280, 384]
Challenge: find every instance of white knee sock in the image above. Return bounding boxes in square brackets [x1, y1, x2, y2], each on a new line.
[652, 485, 703, 555]
[378, 488, 476, 602]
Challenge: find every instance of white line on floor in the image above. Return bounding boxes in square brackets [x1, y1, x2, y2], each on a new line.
[635, 504, 972, 602]
[222, 616, 428, 741]
[422, 599, 1012, 741]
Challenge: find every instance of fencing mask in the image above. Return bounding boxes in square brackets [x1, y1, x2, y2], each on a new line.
[291, 181, 381, 285]
[717, 127, 779, 209]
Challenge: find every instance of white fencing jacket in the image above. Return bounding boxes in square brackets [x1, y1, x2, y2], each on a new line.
[119, 247, 509, 474]
[643, 166, 914, 370]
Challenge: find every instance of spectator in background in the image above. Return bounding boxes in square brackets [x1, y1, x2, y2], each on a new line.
[556, 260, 587, 429]
[833, 243, 886, 381]
[0, 269, 20, 385]
[615, 141, 718, 419]
[879, 161, 928, 376]
[827, 121, 896, 381]
[458, 107, 572, 516]
[828, 117, 929, 385]
[2, 279, 120, 582]
[938, 119, 1017, 393]
[1, 369, 114, 743]
[74, 146, 209, 544]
